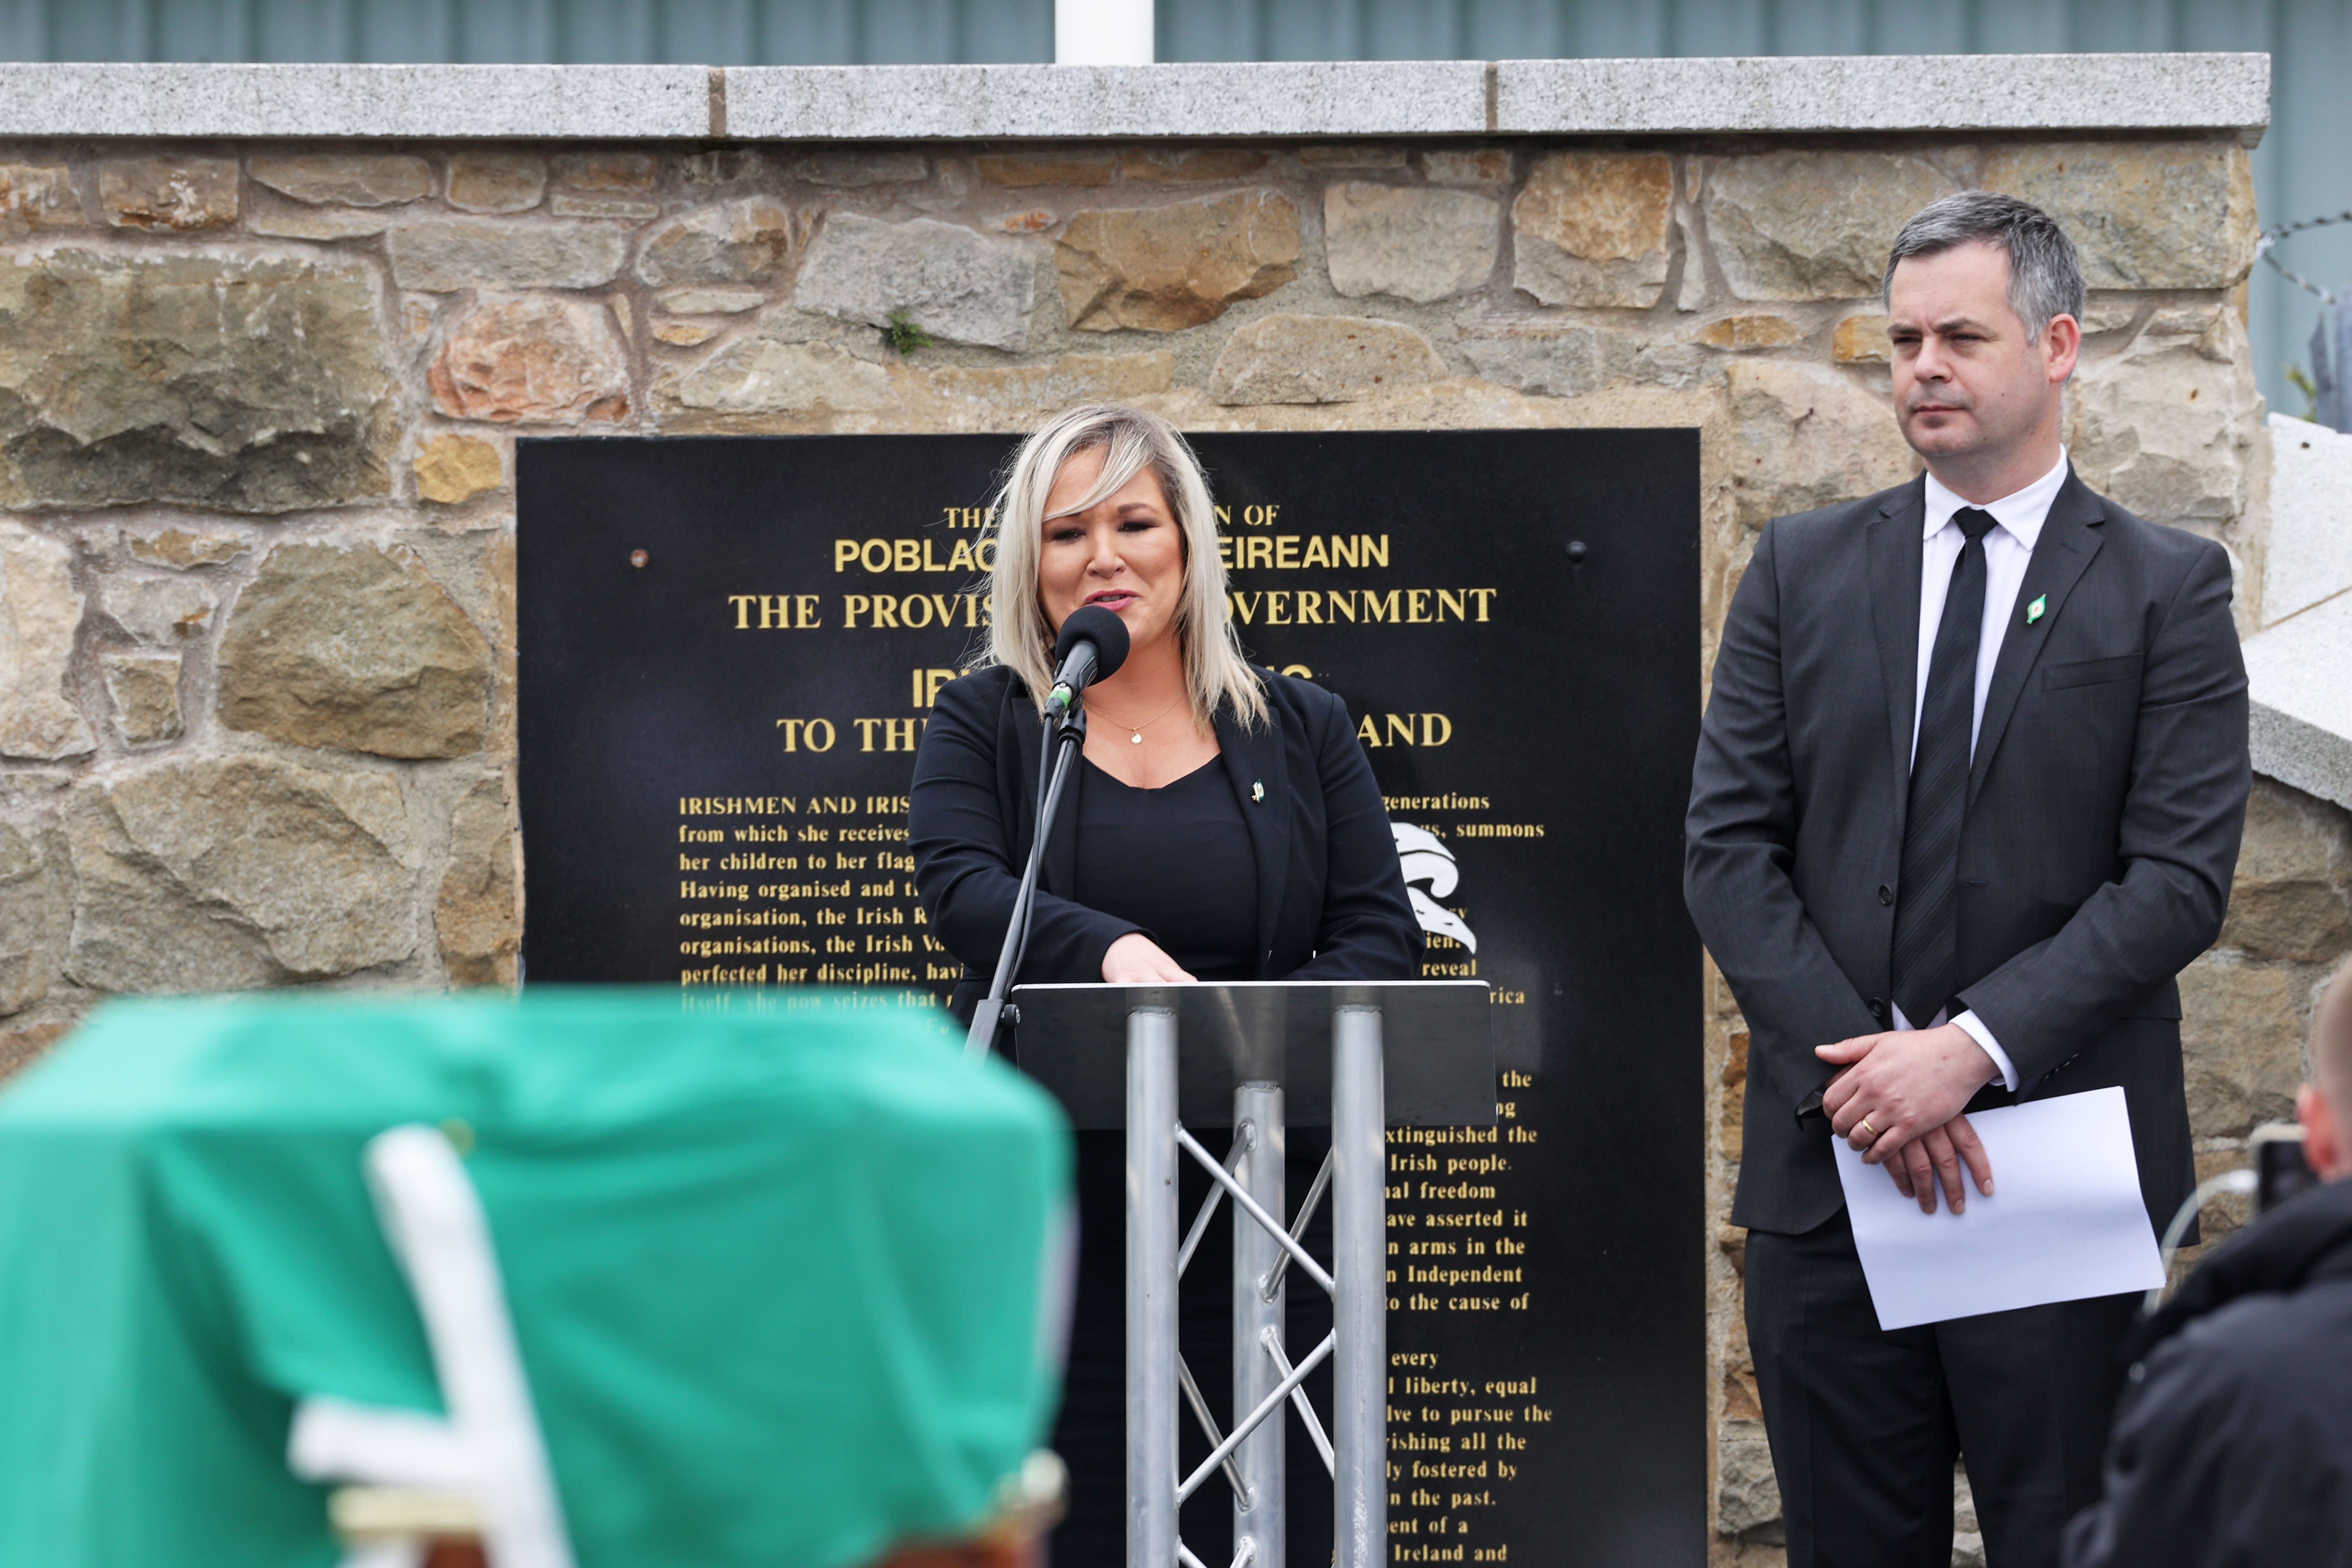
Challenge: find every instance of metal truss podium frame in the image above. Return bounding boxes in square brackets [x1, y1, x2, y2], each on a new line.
[1013, 980, 1494, 1568]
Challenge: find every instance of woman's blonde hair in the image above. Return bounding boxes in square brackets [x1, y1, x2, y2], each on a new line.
[984, 403, 1268, 730]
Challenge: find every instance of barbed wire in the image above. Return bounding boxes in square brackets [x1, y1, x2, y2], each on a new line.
[2256, 210, 2352, 305]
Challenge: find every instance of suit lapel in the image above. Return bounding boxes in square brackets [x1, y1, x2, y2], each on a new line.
[1215, 695, 1290, 977]
[1968, 472, 2105, 803]
[1867, 479, 1928, 803]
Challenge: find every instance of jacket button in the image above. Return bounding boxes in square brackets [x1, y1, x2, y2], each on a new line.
[1868, 997, 1888, 1021]
[1877, 884, 1893, 905]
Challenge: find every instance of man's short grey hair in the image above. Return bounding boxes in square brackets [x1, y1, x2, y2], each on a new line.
[1882, 190, 2087, 342]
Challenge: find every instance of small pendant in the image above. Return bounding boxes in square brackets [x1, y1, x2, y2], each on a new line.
[1130, 731, 1143, 745]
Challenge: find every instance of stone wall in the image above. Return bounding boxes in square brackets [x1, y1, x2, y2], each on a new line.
[0, 120, 2323, 1566]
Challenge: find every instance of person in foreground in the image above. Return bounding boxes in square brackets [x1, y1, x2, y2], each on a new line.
[908, 401, 1420, 1560]
[1684, 191, 2249, 1567]
[2063, 955, 2352, 1568]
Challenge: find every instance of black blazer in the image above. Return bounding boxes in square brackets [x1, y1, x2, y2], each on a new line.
[1686, 470, 2249, 1235]
[910, 664, 1422, 1020]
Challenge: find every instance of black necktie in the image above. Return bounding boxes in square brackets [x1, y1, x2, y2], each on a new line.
[1891, 506, 1998, 1030]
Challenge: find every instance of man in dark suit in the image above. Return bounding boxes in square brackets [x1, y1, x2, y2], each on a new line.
[1685, 191, 2249, 1567]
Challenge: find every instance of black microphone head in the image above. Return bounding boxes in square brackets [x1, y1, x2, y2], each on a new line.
[1055, 604, 1131, 681]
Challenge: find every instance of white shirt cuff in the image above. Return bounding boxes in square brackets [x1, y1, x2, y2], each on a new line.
[1952, 1010, 2018, 1092]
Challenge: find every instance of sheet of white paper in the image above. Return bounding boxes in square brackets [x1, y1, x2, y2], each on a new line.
[1833, 1086, 2164, 1330]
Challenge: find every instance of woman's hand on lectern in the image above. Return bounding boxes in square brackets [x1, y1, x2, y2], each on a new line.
[1102, 931, 1194, 984]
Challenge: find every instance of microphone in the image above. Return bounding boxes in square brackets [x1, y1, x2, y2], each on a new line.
[1047, 605, 1130, 715]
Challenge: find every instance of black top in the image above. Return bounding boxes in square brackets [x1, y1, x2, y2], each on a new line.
[908, 664, 1421, 1020]
[1071, 756, 1258, 981]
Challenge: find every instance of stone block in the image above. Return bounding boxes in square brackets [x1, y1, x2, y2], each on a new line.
[414, 433, 505, 504]
[1716, 1417, 1780, 1535]
[659, 337, 896, 418]
[1420, 149, 1511, 184]
[100, 650, 182, 746]
[2181, 954, 2311, 1137]
[126, 527, 251, 569]
[248, 206, 393, 240]
[635, 197, 800, 288]
[1832, 312, 1891, 363]
[1510, 150, 1675, 309]
[2067, 314, 2259, 528]
[1120, 146, 1268, 182]
[915, 351, 1177, 417]
[1981, 141, 2258, 291]
[659, 287, 766, 315]
[2222, 778, 2352, 964]
[683, 149, 765, 186]
[1298, 145, 1410, 168]
[553, 151, 656, 191]
[446, 152, 546, 213]
[1460, 328, 1708, 397]
[2264, 414, 2352, 625]
[98, 575, 214, 645]
[99, 156, 237, 230]
[1721, 1030, 1749, 1162]
[976, 150, 1118, 186]
[1725, 360, 1916, 528]
[0, 248, 395, 512]
[796, 212, 1039, 352]
[0, 525, 92, 761]
[388, 219, 627, 292]
[1208, 313, 1447, 405]
[1323, 182, 1500, 303]
[654, 322, 716, 347]
[0, 164, 80, 232]
[792, 150, 927, 186]
[0, 820, 67, 1016]
[1694, 314, 1805, 351]
[1057, 189, 1300, 332]
[217, 541, 492, 760]
[64, 756, 418, 991]
[248, 153, 431, 207]
[550, 192, 658, 220]
[437, 773, 519, 987]
[429, 295, 631, 425]
[1702, 150, 1954, 301]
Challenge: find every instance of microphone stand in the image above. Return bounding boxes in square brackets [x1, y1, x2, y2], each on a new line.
[964, 694, 1088, 1059]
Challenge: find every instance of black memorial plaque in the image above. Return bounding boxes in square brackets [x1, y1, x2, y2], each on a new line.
[519, 430, 1704, 1566]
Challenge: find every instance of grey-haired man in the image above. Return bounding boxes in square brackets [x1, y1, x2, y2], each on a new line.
[1685, 192, 2250, 1565]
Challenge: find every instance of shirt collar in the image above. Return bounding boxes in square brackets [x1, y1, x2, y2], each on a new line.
[1922, 448, 2070, 549]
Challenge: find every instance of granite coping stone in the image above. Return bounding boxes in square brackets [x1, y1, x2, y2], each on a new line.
[2248, 592, 2352, 815]
[0, 55, 2267, 142]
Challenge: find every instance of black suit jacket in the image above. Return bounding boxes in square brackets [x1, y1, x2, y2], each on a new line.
[910, 663, 1422, 1019]
[1686, 470, 2249, 1235]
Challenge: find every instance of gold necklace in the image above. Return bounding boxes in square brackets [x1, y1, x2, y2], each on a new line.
[1089, 694, 1186, 745]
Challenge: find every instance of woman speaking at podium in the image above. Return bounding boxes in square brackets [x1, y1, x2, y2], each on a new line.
[908, 401, 1420, 1559]
[909, 400, 1418, 999]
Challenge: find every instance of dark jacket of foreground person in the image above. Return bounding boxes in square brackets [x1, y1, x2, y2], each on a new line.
[2065, 1176, 2352, 1568]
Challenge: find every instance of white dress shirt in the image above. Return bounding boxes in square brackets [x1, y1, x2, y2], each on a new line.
[1892, 448, 2071, 1092]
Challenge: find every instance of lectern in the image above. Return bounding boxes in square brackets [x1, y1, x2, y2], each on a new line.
[1013, 980, 1494, 1568]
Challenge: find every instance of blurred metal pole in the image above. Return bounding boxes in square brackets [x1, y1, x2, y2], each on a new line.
[1329, 1004, 1385, 1568]
[1232, 1082, 1284, 1568]
[1128, 1003, 1179, 1568]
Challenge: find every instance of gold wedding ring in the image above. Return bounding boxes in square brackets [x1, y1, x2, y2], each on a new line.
[1856, 1117, 1878, 1139]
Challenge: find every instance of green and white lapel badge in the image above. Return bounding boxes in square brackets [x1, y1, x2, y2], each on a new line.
[1251, 781, 1265, 803]
[2025, 594, 2048, 626]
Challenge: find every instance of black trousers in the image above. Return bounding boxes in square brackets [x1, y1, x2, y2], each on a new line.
[1745, 1208, 2139, 1568]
